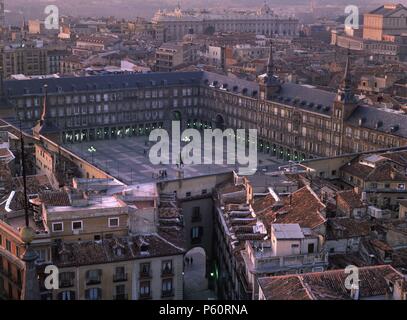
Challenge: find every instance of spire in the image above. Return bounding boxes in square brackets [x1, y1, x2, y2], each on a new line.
[40, 84, 48, 124]
[337, 48, 357, 106]
[267, 38, 274, 78]
[342, 48, 352, 91]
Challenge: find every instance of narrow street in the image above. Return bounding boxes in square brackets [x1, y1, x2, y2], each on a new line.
[183, 248, 217, 300]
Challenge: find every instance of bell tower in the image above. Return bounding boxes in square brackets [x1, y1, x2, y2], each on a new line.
[258, 39, 281, 100]
[333, 49, 358, 120]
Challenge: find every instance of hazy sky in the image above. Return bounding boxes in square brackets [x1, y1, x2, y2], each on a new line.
[4, 0, 407, 23]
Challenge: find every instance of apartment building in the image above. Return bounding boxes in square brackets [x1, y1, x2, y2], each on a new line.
[243, 223, 328, 299]
[363, 4, 407, 41]
[340, 152, 407, 213]
[52, 234, 184, 300]
[155, 42, 198, 72]
[0, 44, 48, 79]
[212, 171, 329, 300]
[0, 174, 185, 300]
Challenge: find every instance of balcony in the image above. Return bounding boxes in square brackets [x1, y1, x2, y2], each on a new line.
[113, 273, 128, 282]
[161, 290, 174, 298]
[113, 293, 128, 300]
[191, 215, 202, 223]
[161, 268, 174, 277]
[139, 293, 152, 300]
[139, 271, 152, 280]
[86, 278, 102, 286]
[59, 279, 74, 288]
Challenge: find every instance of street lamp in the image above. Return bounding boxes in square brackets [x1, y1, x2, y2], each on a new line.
[88, 146, 96, 164]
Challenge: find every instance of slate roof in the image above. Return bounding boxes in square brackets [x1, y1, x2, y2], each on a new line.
[270, 83, 336, 116]
[346, 105, 407, 138]
[369, 4, 407, 17]
[3, 71, 407, 138]
[3, 72, 205, 96]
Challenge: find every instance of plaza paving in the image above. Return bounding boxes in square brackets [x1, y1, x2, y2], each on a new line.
[65, 136, 285, 185]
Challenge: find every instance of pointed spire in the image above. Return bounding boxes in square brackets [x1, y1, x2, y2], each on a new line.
[342, 48, 352, 90]
[337, 47, 357, 105]
[267, 38, 274, 78]
[40, 84, 48, 123]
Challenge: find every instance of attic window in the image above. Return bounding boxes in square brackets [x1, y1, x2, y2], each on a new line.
[359, 117, 366, 126]
[233, 86, 238, 92]
[376, 121, 383, 128]
[324, 106, 330, 112]
[390, 125, 399, 133]
[137, 237, 150, 254]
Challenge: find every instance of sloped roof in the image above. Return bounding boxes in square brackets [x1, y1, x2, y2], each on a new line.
[258, 265, 403, 300]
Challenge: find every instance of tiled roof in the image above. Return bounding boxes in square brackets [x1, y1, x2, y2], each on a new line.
[341, 159, 407, 182]
[251, 194, 277, 215]
[39, 190, 71, 207]
[327, 218, 371, 240]
[258, 265, 404, 300]
[336, 190, 364, 210]
[380, 150, 407, 167]
[270, 185, 326, 229]
[54, 234, 185, 268]
[258, 275, 312, 300]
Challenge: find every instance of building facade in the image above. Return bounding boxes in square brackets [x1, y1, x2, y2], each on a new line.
[152, 4, 299, 42]
[2, 44, 407, 162]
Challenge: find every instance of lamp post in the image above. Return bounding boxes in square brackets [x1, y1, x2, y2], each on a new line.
[18, 118, 40, 300]
[88, 146, 96, 164]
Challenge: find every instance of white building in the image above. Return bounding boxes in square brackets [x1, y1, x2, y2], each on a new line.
[152, 3, 299, 42]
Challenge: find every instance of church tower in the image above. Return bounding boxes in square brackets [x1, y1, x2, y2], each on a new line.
[258, 39, 281, 100]
[333, 49, 358, 120]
